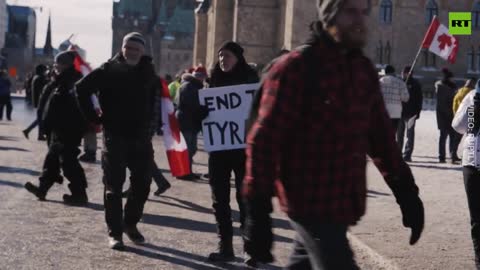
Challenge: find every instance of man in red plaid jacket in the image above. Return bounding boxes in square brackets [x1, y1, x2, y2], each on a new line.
[242, 0, 425, 268]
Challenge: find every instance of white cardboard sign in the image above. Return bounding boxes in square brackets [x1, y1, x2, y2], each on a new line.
[199, 83, 260, 152]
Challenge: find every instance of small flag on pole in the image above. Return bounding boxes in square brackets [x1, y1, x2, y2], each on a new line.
[421, 17, 459, 64]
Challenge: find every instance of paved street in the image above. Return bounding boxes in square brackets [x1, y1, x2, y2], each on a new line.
[0, 98, 476, 269]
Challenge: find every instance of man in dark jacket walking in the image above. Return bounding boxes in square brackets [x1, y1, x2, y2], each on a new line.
[0, 70, 12, 121]
[435, 68, 460, 163]
[24, 51, 88, 206]
[23, 64, 49, 140]
[397, 66, 423, 162]
[243, 0, 424, 268]
[76, 32, 161, 250]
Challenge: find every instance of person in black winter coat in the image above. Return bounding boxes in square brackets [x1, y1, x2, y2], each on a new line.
[206, 41, 260, 262]
[397, 66, 423, 162]
[0, 70, 12, 120]
[23, 64, 49, 140]
[435, 68, 460, 163]
[24, 51, 88, 206]
[75, 32, 161, 250]
[175, 65, 209, 180]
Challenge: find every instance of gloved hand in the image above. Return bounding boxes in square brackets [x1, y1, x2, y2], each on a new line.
[386, 162, 424, 245]
[398, 192, 424, 245]
[243, 197, 275, 264]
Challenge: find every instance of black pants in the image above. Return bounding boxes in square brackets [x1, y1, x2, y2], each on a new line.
[102, 132, 153, 237]
[0, 95, 12, 120]
[208, 149, 246, 242]
[391, 119, 399, 134]
[463, 166, 480, 269]
[439, 127, 461, 160]
[151, 159, 169, 188]
[38, 133, 87, 195]
[286, 221, 359, 270]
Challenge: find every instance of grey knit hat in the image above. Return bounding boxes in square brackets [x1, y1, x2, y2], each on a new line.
[122, 32, 146, 47]
[317, 0, 371, 26]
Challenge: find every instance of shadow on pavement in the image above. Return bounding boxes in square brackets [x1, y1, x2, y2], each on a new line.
[193, 161, 208, 167]
[412, 155, 438, 160]
[141, 213, 293, 244]
[408, 163, 462, 171]
[159, 168, 172, 174]
[0, 179, 24, 188]
[367, 190, 391, 197]
[0, 166, 40, 176]
[133, 242, 283, 270]
[149, 195, 213, 214]
[150, 195, 293, 231]
[0, 135, 19, 141]
[126, 244, 223, 270]
[0, 146, 29, 152]
[47, 199, 104, 211]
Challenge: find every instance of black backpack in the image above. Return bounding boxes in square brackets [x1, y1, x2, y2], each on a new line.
[42, 86, 88, 137]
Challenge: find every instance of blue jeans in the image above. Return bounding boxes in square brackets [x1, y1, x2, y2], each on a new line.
[397, 117, 416, 159]
[286, 221, 359, 270]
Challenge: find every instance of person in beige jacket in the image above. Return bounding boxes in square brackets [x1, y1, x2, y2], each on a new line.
[379, 65, 410, 132]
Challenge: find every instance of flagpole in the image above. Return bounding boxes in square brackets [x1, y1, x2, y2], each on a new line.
[405, 15, 437, 82]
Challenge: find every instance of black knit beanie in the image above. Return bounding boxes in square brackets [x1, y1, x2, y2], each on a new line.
[218, 41, 244, 60]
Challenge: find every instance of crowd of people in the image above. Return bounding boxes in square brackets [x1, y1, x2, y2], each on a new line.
[3, 0, 480, 269]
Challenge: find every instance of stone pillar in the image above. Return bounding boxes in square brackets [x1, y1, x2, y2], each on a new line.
[283, 0, 316, 49]
[193, 12, 208, 66]
[205, 0, 234, 70]
[233, 0, 280, 65]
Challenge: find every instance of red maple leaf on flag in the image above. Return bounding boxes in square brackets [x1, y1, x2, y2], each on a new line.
[437, 34, 452, 50]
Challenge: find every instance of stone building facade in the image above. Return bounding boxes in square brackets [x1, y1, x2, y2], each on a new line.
[4, 5, 36, 80]
[194, 0, 480, 94]
[0, 0, 7, 50]
[112, 0, 195, 77]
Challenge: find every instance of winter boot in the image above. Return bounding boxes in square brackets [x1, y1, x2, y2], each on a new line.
[208, 238, 235, 262]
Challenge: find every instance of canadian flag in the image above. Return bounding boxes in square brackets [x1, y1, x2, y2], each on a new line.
[68, 45, 102, 132]
[68, 44, 92, 76]
[160, 79, 191, 177]
[421, 17, 459, 64]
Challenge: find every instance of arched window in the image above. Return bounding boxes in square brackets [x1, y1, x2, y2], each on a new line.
[473, 1, 480, 29]
[385, 41, 391, 64]
[477, 47, 480, 71]
[468, 47, 475, 71]
[423, 49, 429, 67]
[379, 0, 393, 24]
[431, 53, 437, 67]
[376, 40, 383, 64]
[425, 0, 438, 25]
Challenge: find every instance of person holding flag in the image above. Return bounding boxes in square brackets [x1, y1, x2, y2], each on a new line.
[75, 32, 161, 250]
[67, 45, 102, 163]
[24, 51, 89, 206]
[435, 68, 461, 164]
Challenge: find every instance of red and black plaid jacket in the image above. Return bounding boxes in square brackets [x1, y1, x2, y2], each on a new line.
[244, 36, 405, 224]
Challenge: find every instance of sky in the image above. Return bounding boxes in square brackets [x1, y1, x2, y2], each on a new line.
[7, 0, 113, 68]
